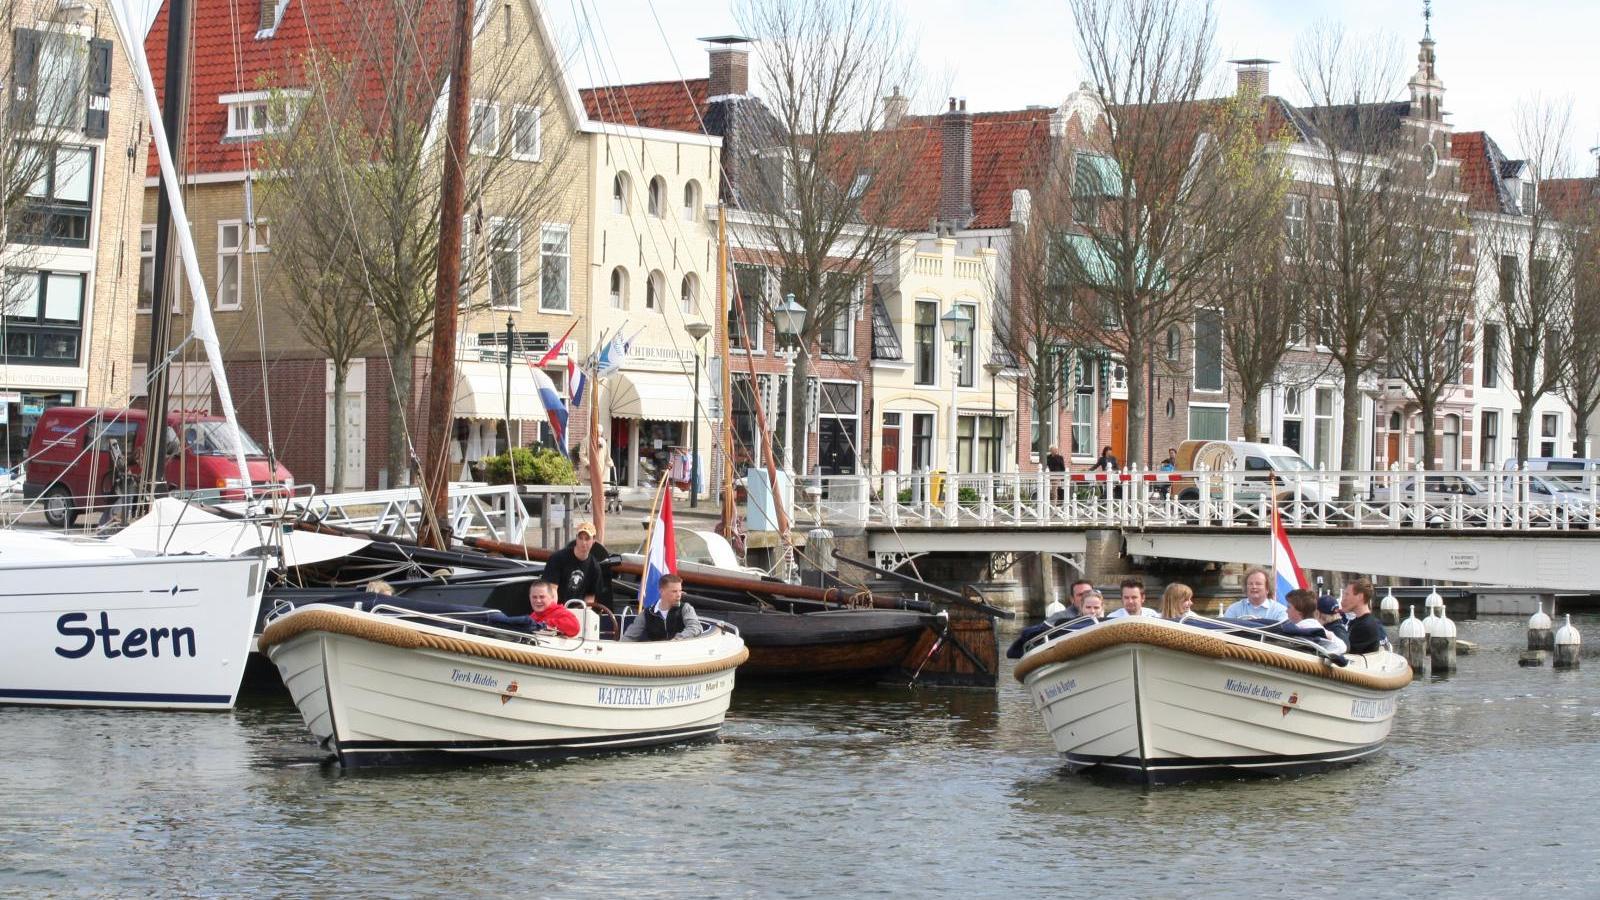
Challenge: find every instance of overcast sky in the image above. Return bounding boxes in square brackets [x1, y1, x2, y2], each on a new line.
[543, 0, 1600, 168]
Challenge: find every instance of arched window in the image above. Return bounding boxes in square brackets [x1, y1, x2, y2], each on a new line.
[682, 180, 702, 221]
[1165, 325, 1180, 361]
[646, 270, 665, 311]
[612, 173, 630, 214]
[609, 266, 628, 309]
[680, 273, 699, 314]
[648, 176, 666, 218]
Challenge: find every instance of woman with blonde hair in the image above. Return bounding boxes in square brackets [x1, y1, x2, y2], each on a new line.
[1159, 583, 1194, 619]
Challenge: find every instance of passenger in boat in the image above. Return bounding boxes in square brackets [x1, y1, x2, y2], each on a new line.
[1317, 594, 1350, 648]
[1158, 583, 1194, 619]
[622, 575, 704, 642]
[1341, 579, 1389, 654]
[1223, 568, 1288, 621]
[365, 580, 395, 596]
[1006, 579, 1099, 658]
[1078, 591, 1104, 617]
[527, 581, 581, 638]
[1106, 578, 1162, 619]
[542, 521, 609, 612]
[1281, 589, 1346, 654]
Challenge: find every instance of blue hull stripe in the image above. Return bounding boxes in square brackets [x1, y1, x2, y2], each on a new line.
[0, 688, 232, 704]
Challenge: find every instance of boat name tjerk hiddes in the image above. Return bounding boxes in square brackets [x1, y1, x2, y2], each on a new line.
[450, 668, 499, 688]
[1224, 678, 1284, 702]
[55, 612, 197, 660]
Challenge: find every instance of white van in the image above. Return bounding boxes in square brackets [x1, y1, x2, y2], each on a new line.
[1172, 439, 1324, 504]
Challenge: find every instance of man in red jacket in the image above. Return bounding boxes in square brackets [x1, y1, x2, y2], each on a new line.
[528, 580, 580, 637]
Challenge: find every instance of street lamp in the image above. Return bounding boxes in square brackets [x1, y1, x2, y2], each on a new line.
[940, 305, 973, 476]
[771, 292, 805, 474]
[685, 319, 712, 508]
[983, 360, 1004, 474]
[504, 314, 515, 454]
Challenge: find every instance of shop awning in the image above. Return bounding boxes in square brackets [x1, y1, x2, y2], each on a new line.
[452, 361, 544, 421]
[608, 371, 697, 422]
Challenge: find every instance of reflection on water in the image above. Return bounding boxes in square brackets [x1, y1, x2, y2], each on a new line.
[2, 616, 1599, 896]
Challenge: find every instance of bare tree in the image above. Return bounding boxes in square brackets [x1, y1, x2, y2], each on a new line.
[1208, 203, 1301, 442]
[256, 0, 570, 486]
[1057, 0, 1284, 467]
[731, 0, 927, 470]
[1558, 201, 1600, 455]
[1477, 100, 1579, 465]
[1294, 25, 1430, 485]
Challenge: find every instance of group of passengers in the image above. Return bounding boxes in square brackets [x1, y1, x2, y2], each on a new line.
[1007, 569, 1389, 659]
[525, 520, 702, 642]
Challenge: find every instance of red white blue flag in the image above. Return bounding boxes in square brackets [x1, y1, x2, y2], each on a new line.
[637, 489, 677, 611]
[566, 356, 587, 408]
[527, 365, 568, 451]
[535, 321, 577, 368]
[1271, 506, 1306, 604]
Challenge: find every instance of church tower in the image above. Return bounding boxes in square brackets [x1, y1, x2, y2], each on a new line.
[1408, 0, 1445, 122]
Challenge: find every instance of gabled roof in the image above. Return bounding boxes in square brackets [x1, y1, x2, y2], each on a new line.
[579, 79, 709, 135]
[1450, 130, 1524, 215]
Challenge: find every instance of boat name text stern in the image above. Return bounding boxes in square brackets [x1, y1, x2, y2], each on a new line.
[55, 612, 197, 660]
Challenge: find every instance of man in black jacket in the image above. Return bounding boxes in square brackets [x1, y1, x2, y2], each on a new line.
[1341, 578, 1388, 654]
[542, 521, 609, 611]
[622, 575, 704, 641]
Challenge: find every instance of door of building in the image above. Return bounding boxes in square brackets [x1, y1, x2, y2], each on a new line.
[1385, 432, 1401, 468]
[881, 422, 901, 474]
[818, 418, 857, 476]
[1110, 399, 1127, 464]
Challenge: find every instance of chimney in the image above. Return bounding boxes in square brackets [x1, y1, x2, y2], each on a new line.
[1229, 58, 1275, 104]
[939, 97, 973, 229]
[702, 35, 751, 98]
[883, 87, 909, 129]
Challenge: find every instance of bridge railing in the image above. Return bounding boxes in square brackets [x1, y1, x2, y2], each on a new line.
[793, 464, 1600, 531]
[219, 481, 529, 543]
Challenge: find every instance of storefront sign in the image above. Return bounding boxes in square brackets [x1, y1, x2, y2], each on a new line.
[22, 405, 44, 417]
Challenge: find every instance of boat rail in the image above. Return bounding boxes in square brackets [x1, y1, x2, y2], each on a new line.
[1024, 613, 1338, 663]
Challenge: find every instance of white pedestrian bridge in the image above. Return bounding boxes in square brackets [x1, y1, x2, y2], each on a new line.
[791, 468, 1600, 593]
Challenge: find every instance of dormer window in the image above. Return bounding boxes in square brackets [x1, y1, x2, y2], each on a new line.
[221, 90, 298, 139]
[1522, 180, 1537, 216]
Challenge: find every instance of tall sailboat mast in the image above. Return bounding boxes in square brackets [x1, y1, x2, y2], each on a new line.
[717, 202, 736, 534]
[419, 0, 475, 550]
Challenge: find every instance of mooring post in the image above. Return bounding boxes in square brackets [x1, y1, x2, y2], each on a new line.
[1397, 606, 1427, 675]
[1379, 588, 1400, 626]
[1554, 615, 1581, 670]
[1429, 608, 1457, 674]
[1528, 600, 1553, 652]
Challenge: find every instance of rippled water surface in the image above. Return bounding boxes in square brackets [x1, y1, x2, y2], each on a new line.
[4, 616, 1599, 897]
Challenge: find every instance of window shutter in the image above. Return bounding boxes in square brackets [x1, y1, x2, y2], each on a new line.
[9, 29, 42, 129]
[84, 38, 112, 138]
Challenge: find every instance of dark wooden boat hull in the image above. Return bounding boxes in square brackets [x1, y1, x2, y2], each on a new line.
[709, 608, 931, 680]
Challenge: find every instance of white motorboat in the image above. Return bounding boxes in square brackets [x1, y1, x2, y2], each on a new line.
[0, 531, 264, 709]
[259, 602, 749, 767]
[1015, 616, 1411, 784]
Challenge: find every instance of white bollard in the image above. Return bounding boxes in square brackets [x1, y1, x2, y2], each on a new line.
[1425, 587, 1445, 620]
[1429, 609, 1458, 674]
[1555, 615, 1582, 670]
[1044, 598, 1067, 618]
[1422, 603, 1440, 639]
[1527, 601, 1553, 652]
[1380, 589, 1400, 626]
[1397, 606, 1428, 675]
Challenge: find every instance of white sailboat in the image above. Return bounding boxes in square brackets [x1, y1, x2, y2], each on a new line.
[0, 0, 269, 710]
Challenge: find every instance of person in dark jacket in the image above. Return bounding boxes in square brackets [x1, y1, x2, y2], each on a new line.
[622, 575, 704, 641]
[1318, 594, 1350, 648]
[1046, 446, 1067, 504]
[1090, 446, 1118, 471]
[542, 521, 609, 610]
[1341, 578, 1388, 654]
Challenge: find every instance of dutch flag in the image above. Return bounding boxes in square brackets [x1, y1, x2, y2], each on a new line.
[567, 356, 587, 408]
[637, 489, 677, 611]
[1271, 505, 1306, 604]
[528, 366, 568, 452]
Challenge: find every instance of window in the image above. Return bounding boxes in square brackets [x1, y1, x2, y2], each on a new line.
[914, 300, 938, 385]
[216, 221, 243, 309]
[248, 219, 271, 252]
[2, 269, 85, 366]
[730, 374, 759, 474]
[1522, 181, 1537, 216]
[1165, 325, 1180, 361]
[730, 264, 764, 350]
[137, 226, 156, 313]
[1073, 152, 1117, 225]
[1541, 413, 1559, 458]
[1443, 414, 1461, 469]
[510, 105, 541, 160]
[646, 270, 664, 312]
[458, 213, 475, 304]
[1284, 194, 1307, 253]
[221, 89, 300, 138]
[911, 413, 935, 471]
[1313, 387, 1334, 470]
[609, 266, 628, 309]
[1193, 307, 1223, 392]
[539, 224, 569, 312]
[680, 273, 698, 315]
[483, 219, 520, 309]
[471, 101, 499, 154]
[1480, 410, 1499, 468]
[1188, 404, 1228, 441]
[13, 144, 94, 248]
[1071, 388, 1094, 457]
[1444, 318, 1463, 383]
[1498, 254, 1519, 306]
[956, 302, 978, 386]
[957, 415, 1006, 473]
[1531, 257, 1554, 304]
[757, 151, 797, 210]
[612, 173, 630, 214]
[648, 177, 666, 218]
[682, 180, 701, 221]
[1315, 197, 1338, 260]
[820, 301, 852, 357]
[36, 31, 87, 130]
[1482, 322, 1500, 388]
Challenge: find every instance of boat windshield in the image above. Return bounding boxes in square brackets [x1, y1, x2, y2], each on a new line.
[1266, 455, 1314, 472]
[177, 420, 266, 457]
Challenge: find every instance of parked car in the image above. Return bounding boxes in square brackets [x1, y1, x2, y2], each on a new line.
[1172, 439, 1326, 505]
[23, 407, 293, 526]
[1373, 471, 1590, 527]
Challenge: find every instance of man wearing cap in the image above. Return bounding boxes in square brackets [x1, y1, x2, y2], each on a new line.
[542, 521, 609, 613]
[1280, 588, 1345, 654]
[1317, 594, 1350, 649]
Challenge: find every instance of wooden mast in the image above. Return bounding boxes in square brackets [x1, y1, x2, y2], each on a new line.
[419, 0, 475, 550]
[716, 202, 737, 535]
[587, 343, 605, 541]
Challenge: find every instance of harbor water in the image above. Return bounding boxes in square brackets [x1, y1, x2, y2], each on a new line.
[3, 615, 1599, 897]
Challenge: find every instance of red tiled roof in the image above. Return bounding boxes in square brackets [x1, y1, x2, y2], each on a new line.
[145, 0, 453, 178]
[579, 79, 709, 134]
[1449, 131, 1500, 212]
[1540, 176, 1599, 221]
[873, 108, 1056, 230]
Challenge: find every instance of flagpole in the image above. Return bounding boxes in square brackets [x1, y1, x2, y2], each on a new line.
[588, 355, 605, 543]
[715, 200, 737, 539]
[636, 471, 671, 613]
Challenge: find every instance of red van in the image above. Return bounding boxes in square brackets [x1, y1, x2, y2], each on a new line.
[23, 407, 293, 526]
